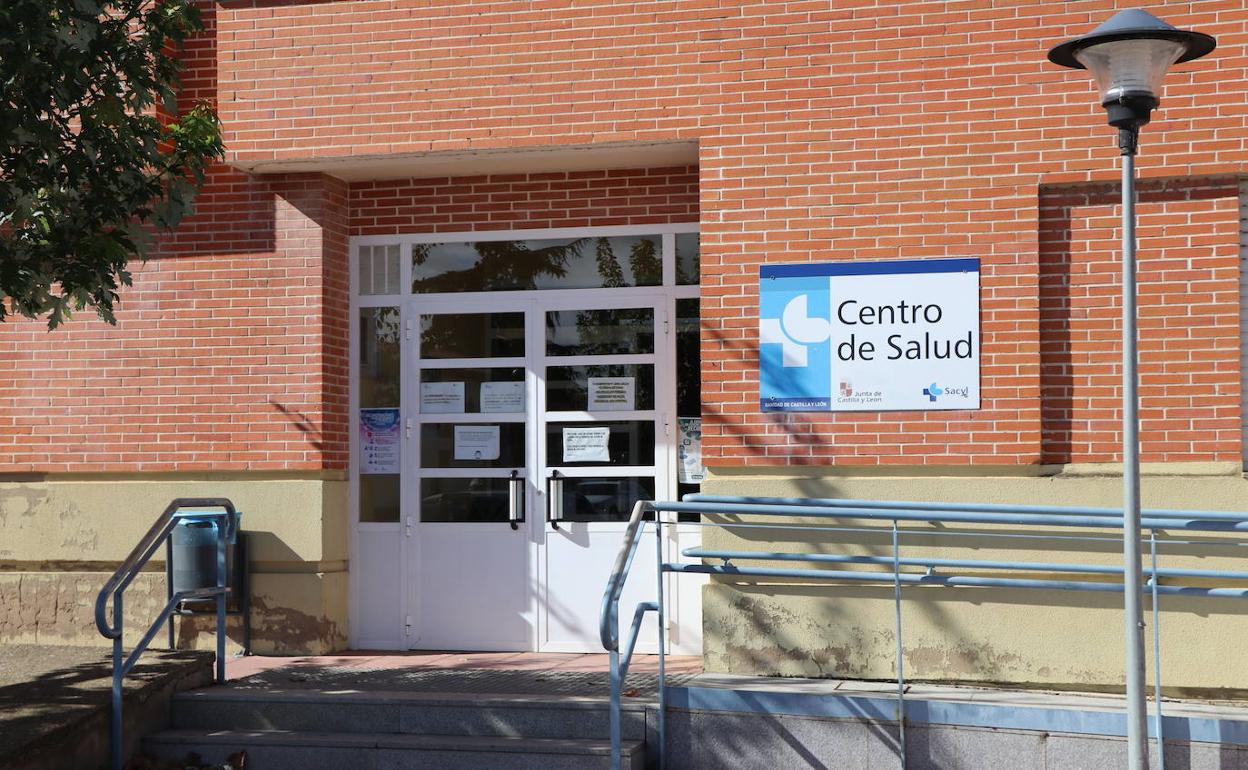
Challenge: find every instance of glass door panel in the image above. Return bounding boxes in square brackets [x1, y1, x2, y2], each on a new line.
[545, 363, 655, 412]
[546, 307, 655, 356]
[419, 312, 525, 359]
[409, 299, 534, 651]
[537, 296, 667, 652]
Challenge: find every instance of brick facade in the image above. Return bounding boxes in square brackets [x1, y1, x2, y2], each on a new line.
[2, 1, 1246, 473]
[349, 167, 700, 236]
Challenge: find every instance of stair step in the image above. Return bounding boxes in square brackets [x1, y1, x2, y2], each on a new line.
[172, 687, 648, 740]
[144, 729, 646, 770]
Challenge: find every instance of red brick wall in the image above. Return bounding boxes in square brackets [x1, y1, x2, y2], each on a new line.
[4, 1, 1246, 473]
[1039, 178, 1242, 464]
[212, 1, 1246, 469]
[349, 167, 699, 235]
[0, 167, 692, 473]
[0, 171, 349, 473]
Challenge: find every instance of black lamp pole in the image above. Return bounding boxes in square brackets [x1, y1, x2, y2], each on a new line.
[1047, 9, 1214, 769]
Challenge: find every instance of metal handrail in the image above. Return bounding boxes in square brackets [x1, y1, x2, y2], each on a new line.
[686, 493, 1248, 522]
[599, 500, 654, 651]
[600, 496, 1248, 770]
[682, 548, 1248, 582]
[95, 498, 237, 770]
[600, 500, 658, 770]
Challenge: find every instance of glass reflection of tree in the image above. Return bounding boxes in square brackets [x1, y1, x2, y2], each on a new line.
[564, 237, 659, 355]
[676, 234, 700, 285]
[628, 237, 662, 286]
[413, 239, 589, 293]
[361, 307, 401, 407]
[595, 237, 625, 288]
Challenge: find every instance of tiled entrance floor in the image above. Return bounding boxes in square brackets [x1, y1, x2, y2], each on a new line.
[227, 651, 701, 683]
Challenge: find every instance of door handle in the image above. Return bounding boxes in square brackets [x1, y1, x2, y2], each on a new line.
[508, 470, 525, 531]
[546, 470, 563, 530]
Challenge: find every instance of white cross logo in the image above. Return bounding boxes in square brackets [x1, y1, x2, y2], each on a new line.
[759, 295, 831, 367]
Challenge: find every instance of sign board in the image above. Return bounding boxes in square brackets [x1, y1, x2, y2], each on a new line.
[588, 376, 635, 411]
[677, 417, 704, 484]
[420, 381, 464, 413]
[481, 381, 524, 413]
[359, 408, 401, 473]
[562, 426, 611, 463]
[759, 258, 980, 412]
[453, 425, 500, 461]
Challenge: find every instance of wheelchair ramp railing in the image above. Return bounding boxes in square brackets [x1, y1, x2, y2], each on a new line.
[600, 495, 1248, 770]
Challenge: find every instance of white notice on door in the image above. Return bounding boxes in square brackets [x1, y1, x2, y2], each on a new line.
[421, 381, 465, 413]
[480, 381, 525, 413]
[453, 425, 501, 461]
[562, 426, 610, 463]
[587, 377, 635, 411]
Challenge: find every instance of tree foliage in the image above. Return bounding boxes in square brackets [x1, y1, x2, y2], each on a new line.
[0, 0, 223, 328]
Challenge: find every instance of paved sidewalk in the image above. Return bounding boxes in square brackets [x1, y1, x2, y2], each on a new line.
[0, 644, 213, 770]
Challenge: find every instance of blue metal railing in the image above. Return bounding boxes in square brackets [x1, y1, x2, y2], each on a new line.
[95, 498, 238, 770]
[600, 495, 1248, 770]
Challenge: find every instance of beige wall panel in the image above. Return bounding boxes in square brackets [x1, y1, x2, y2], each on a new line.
[0, 478, 347, 564]
[0, 476, 350, 654]
[700, 468, 1248, 693]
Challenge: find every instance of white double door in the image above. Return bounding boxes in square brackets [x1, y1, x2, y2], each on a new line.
[404, 289, 700, 653]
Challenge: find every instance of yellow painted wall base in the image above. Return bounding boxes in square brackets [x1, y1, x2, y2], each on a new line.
[0, 476, 349, 655]
[701, 466, 1248, 695]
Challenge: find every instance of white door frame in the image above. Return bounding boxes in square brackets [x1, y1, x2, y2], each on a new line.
[348, 224, 701, 652]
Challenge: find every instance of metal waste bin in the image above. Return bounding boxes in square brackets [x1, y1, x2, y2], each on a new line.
[166, 511, 251, 654]
[171, 519, 220, 598]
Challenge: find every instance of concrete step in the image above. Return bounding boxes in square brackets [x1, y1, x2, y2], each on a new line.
[172, 687, 649, 741]
[143, 729, 646, 770]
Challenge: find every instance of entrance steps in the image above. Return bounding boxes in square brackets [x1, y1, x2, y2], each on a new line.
[143, 688, 647, 769]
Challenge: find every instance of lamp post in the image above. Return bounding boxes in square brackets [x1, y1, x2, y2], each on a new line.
[1047, 9, 1215, 769]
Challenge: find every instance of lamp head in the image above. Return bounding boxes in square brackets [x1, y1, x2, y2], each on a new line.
[1047, 8, 1215, 128]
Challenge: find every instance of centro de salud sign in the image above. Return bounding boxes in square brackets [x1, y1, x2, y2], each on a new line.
[759, 258, 980, 412]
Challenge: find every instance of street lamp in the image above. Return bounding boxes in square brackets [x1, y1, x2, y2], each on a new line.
[1047, 9, 1215, 770]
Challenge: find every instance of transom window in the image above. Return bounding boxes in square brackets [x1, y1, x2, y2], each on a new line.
[355, 226, 699, 299]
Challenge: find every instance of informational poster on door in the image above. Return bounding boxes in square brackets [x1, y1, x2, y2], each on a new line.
[359, 408, 401, 473]
[677, 417, 704, 484]
[420, 381, 465, 413]
[453, 425, 500, 461]
[759, 258, 980, 412]
[562, 426, 611, 463]
[587, 377, 635, 411]
[480, 381, 524, 413]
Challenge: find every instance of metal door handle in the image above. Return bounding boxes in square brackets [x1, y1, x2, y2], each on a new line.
[508, 470, 525, 531]
[546, 471, 563, 530]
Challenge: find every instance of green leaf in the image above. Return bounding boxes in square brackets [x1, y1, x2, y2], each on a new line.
[0, 0, 219, 329]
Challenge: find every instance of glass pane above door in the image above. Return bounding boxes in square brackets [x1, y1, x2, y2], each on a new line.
[412, 235, 662, 293]
[675, 233, 700, 285]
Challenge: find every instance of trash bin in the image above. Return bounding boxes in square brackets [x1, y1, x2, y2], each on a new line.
[166, 512, 251, 654]
[171, 519, 221, 599]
